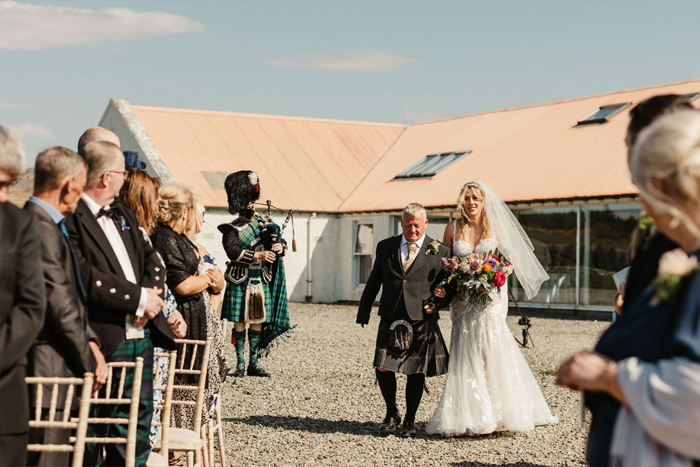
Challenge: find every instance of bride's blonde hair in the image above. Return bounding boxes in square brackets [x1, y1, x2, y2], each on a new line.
[456, 182, 490, 238]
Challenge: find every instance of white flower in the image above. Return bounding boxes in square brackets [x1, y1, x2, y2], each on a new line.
[658, 248, 698, 277]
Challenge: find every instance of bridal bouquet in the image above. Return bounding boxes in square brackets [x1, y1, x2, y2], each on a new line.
[440, 250, 514, 306]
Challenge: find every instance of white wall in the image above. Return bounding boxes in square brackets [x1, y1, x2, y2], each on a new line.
[197, 210, 340, 303]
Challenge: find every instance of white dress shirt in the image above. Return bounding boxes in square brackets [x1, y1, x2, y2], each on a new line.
[399, 233, 427, 265]
[82, 194, 148, 339]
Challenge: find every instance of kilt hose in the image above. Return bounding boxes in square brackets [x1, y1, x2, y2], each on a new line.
[84, 336, 154, 467]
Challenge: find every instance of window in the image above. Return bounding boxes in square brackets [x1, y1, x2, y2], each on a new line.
[393, 151, 470, 180]
[576, 102, 632, 126]
[510, 207, 578, 304]
[682, 92, 700, 103]
[580, 204, 640, 306]
[353, 223, 374, 285]
[201, 171, 229, 190]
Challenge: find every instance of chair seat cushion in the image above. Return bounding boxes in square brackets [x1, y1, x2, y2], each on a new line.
[154, 427, 203, 450]
[146, 451, 167, 467]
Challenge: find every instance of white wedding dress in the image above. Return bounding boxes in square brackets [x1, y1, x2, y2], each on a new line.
[425, 237, 558, 436]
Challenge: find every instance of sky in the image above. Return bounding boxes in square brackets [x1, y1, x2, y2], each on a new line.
[1, 0, 699, 165]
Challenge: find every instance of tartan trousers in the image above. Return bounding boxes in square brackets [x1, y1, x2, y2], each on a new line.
[84, 336, 154, 467]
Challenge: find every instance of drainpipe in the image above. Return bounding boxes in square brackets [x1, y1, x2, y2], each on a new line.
[305, 213, 317, 303]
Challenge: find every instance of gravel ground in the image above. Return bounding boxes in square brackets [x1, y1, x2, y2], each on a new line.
[217, 303, 610, 467]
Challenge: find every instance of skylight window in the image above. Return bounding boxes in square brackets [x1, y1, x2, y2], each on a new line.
[393, 151, 470, 180]
[682, 92, 700, 103]
[576, 102, 632, 126]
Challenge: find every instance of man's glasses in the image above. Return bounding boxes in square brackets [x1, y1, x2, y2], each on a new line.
[105, 170, 128, 177]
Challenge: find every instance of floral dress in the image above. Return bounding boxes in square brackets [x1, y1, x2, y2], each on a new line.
[138, 227, 178, 446]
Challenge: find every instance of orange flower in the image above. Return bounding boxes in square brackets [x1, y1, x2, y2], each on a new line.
[483, 263, 493, 272]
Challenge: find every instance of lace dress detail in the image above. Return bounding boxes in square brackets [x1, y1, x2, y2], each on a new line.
[426, 236, 557, 436]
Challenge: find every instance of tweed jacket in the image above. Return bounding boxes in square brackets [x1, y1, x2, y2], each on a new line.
[24, 201, 97, 408]
[356, 234, 452, 324]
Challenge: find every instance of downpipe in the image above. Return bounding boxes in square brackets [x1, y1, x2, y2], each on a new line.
[305, 212, 317, 303]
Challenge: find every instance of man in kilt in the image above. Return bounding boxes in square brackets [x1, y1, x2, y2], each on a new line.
[65, 140, 175, 465]
[219, 171, 292, 377]
[357, 203, 453, 437]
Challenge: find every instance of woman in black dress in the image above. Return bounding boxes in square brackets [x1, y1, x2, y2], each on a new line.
[151, 185, 224, 430]
[151, 185, 214, 343]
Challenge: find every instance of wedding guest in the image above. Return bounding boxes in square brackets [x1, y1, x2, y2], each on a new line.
[66, 141, 175, 466]
[23, 147, 108, 467]
[557, 109, 700, 467]
[614, 94, 695, 315]
[152, 185, 223, 430]
[186, 201, 229, 418]
[0, 127, 45, 467]
[117, 169, 187, 450]
[77, 126, 121, 152]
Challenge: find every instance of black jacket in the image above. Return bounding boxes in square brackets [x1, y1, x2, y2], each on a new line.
[64, 199, 175, 358]
[24, 201, 97, 409]
[356, 235, 452, 324]
[622, 232, 678, 312]
[0, 202, 45, 435]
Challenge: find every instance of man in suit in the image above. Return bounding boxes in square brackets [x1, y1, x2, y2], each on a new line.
[357, 203, 452, 437]
[23, 147, 110, 466]
[77, 126, 121, 152]
[65, 140, 175, 466]
[0, 126, 46, 466]
[614, 94, 695, 315]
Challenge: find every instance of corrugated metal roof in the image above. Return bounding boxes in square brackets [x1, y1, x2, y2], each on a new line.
[339, 79, 700, 212]
[130, 105, 405, 212]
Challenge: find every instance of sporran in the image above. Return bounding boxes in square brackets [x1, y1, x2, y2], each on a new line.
[388, 320, 414, 353]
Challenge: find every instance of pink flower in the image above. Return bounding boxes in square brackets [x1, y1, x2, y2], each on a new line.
[470, 261, 479, 271]
[658, 248, 698, 276]
[494, 270, 506, 288]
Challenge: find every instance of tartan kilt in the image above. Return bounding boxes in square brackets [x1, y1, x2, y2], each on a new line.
[84, 336, 154, 467]
[221, 269, 272, 323]
[374, 317, 449, 377]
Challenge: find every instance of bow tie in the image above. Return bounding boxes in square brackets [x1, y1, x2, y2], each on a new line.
[96, 208, 118, 221]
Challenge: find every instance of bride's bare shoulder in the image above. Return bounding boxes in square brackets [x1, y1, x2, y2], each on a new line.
[442, 220, 455, 245]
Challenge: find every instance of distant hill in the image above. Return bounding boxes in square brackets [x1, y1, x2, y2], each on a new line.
[7, 168, 33, 207]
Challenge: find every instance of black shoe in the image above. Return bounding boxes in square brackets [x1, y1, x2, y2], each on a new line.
[379, 413, 401, 437]
[399, 421, 416, 438]
[232, 366, 245, 377]
[247, 365, 270, 377]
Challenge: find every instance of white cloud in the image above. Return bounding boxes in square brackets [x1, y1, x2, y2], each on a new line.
[0, 101, 38, 110]
[263, 50, 416, 73]
[9, 123, 54, 140]
[0, 1, 206, 51]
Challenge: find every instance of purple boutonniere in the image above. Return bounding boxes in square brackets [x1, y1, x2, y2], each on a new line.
[116, 216, 131, 232]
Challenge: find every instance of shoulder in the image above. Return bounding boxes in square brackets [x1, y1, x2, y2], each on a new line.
[2, 200, 32, 225]
[111, 200, 139, 224]
[378, 235, 400, 250]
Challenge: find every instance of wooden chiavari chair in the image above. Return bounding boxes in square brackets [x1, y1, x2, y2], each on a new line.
[25, 373, 94, 467]
[85, 357, 144, 467]
[166, 338, 210, 467]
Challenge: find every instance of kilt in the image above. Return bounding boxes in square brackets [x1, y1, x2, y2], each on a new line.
[221, 269, 272, 324]
[84, 335, 154, 467]
[373, 310, 448, 377]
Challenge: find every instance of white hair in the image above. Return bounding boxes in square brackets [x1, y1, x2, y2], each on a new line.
[402, 202, 426, 219]
[631, 109, 700, 231]
[0, 126, 27, 177]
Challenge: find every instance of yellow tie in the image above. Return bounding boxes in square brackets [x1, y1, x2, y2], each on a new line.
[404, 243, 418, 273]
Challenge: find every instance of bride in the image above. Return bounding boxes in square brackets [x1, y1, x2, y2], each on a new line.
[426, 181, 558, 437]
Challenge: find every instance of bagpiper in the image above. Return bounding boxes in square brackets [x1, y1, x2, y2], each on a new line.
[218, 170, 292, 377]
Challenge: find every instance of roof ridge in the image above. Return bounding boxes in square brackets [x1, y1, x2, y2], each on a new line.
[129, 104, 406, 129]
[411, 78, 700, 126]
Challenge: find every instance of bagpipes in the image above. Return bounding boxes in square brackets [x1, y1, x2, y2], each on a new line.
[254, 200, 297, 252]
